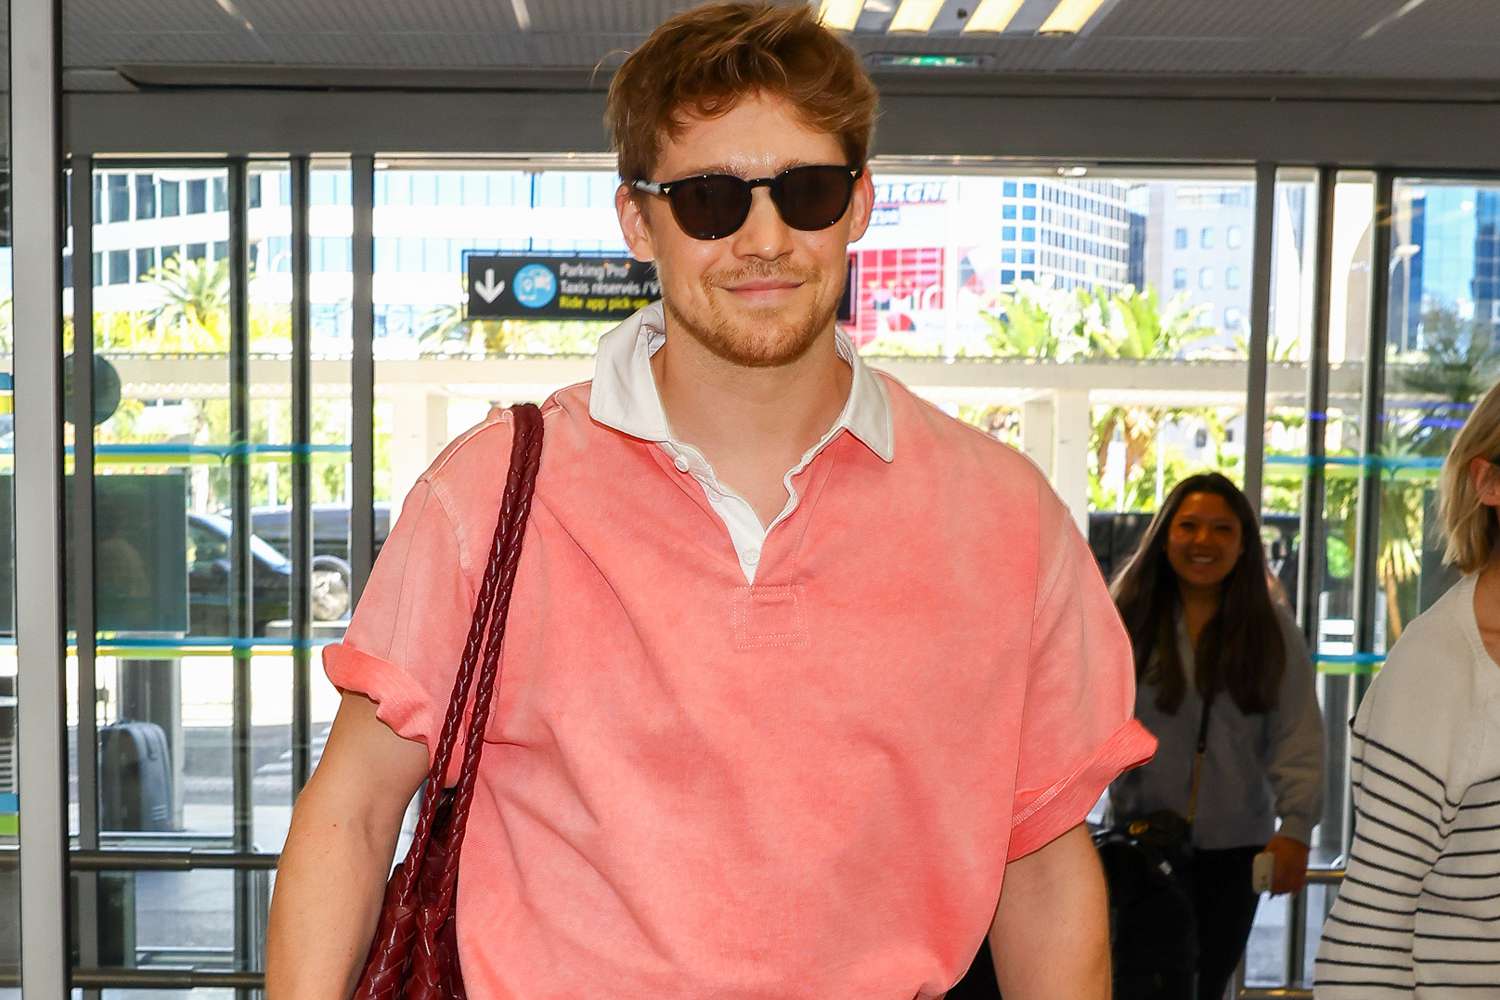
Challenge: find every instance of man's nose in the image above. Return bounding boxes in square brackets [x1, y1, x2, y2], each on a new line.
[729, 186, 793, 260]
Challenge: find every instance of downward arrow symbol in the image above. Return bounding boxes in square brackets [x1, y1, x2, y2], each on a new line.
[473, 269, 505, 303]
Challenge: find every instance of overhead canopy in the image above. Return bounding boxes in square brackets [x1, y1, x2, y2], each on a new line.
[48, 0, 1500, 93]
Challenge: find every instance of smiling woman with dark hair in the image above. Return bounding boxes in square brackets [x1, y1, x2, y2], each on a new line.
[1109, 472, 1324, 1000]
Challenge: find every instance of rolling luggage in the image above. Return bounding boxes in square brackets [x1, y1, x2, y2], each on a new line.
[99, 719, 174, 831]
[1094, 826, 1198, 1000]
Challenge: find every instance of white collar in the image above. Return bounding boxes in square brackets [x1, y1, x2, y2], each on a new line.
[588, 301, 895, 463]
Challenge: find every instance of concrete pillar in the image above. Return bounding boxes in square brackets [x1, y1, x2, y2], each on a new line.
[388, 390, 450, 509]
[1021, 396, 1055, 479]
[1053, 389, 1092, 535]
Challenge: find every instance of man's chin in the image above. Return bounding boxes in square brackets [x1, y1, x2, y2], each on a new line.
[666, 296, 838, 368]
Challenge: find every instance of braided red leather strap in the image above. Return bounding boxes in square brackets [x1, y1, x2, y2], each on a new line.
[353, 403, 544, 1000]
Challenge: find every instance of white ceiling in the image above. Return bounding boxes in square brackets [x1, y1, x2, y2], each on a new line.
[42, 0, 1500, 84]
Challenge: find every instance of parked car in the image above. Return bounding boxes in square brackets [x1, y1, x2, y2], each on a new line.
[186, 512, 295, 636]
[247, 503, 392, 622]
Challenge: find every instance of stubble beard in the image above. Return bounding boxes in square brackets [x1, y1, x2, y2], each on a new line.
[663, 262, 839, 369]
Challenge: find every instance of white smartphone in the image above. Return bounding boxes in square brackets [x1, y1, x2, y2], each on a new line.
[1252, 851, 1275, 893]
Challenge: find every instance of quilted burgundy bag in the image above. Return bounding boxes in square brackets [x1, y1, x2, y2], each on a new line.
[353, 402, 544, 1000]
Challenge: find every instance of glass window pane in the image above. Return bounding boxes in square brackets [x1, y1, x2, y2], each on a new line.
[160, 180, 181, 217]
[1242, 169, 1375, 988]
[411, 173, 437, 206]
[186, 179, 207, 214]
[84, 167, 233, 866]
[1382, 178, 1493, 633]
[134, 175, 157, 220]
[107, 174, 129, 223]
[311, 173, 336, 206]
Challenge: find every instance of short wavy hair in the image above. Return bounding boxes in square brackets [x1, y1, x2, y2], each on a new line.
[605, 1, 879, 183]
[1440, 379, 1500, 572]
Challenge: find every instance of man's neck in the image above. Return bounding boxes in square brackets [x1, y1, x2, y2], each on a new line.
[650, 320, 852, 525]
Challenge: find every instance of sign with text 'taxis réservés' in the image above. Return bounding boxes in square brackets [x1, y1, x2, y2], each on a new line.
[465, 253, 662, 321]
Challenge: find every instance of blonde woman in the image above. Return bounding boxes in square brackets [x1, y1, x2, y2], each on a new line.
[1314, 380, 1500, 997]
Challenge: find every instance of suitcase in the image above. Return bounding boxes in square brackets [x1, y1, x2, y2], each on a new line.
[99, 720, 174, 831]
[1095, 828, 1198, 1000]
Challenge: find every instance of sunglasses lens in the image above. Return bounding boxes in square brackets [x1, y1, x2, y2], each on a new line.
[668, 175, 752, 240]
[775, 166, 856, 231]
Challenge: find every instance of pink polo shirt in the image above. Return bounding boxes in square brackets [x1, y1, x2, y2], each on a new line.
[325, 326, 1154, 998]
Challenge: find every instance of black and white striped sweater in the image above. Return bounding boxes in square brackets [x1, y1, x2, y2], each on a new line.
[1314, 574, 1500, 998]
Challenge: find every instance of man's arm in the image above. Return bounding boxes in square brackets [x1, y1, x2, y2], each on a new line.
[989, 824, 1110, 1000]
[265, 692, 430, 1000]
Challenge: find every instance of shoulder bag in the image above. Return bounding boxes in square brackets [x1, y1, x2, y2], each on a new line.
[352, 402, 545, 1000]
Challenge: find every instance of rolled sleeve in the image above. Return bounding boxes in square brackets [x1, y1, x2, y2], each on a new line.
[1008, 495, 1157, 861]
[322, 477, 477, 775]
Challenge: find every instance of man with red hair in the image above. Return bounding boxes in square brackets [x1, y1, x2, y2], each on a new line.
[268, 5, 1154, 998]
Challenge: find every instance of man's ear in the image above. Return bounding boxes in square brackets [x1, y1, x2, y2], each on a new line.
[616, 184, 657, 263]
[845, 168, 875, 245]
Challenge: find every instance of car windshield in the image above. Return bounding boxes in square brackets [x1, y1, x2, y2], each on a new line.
[196, 514, 293, 570]
[250, 533, 292, 569]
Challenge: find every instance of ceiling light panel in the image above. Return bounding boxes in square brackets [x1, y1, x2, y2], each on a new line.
[889, 0, 946, 33]
[962, 0, 1026, 33]
[818, 0, 866, 31]
[1039, 0, 1109, 34]
[1090, 1, 1376, 39]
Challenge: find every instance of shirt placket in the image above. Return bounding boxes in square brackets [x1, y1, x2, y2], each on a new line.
[658, 433, 843, 585]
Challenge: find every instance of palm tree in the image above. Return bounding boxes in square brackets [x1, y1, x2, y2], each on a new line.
[981, 289, 1063, 360]
[145, 256, 230, 350]
[1078, 285, 1214, 361]
[1079, 286, 1214, 493]
[1358, 304, 1500, 639]
[1395, 305, 1500, 455]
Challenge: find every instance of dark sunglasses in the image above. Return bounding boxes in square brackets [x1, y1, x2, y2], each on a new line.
[632, 164, 863, 241]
